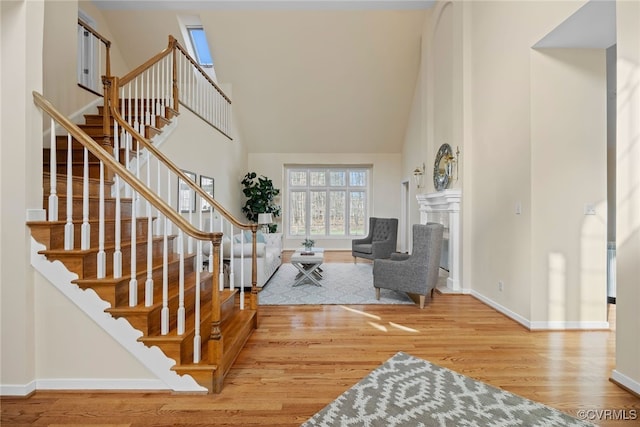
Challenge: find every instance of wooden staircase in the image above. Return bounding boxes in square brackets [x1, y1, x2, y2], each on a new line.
[28, 100, 257, 393]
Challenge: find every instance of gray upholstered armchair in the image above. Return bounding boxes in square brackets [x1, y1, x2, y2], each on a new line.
[373, 223, 444, 308]
[352, 217, 398, 263]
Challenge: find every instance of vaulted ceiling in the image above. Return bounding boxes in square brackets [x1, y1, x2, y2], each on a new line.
[93, 1, 431, 153]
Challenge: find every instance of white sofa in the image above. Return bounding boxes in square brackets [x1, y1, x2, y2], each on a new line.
[222, 231, 283, 288]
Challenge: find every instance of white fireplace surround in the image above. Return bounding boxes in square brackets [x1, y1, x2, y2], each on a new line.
[417, 189, 462, 293]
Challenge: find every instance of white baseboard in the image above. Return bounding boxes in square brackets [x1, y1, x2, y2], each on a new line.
[0, 381, 36, 397]
[0, 379, 170, 397]
[470, 290, 609, 330]
[611, 369, 640, 396]
[36, 378, 170, 391]
[470, 291, 531, 328]
[529, 320, 610, 330]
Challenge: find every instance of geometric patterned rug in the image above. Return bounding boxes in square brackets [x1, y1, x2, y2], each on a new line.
[302, 352, 596, 427]
[259, 263, 414, 305]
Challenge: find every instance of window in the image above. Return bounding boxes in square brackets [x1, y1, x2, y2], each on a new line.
[77, 12, 99, 93]
[287, 167, 370, 237]
[187, 26, 213, 68]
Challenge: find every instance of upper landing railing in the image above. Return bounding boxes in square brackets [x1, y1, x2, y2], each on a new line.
[77, 19, 111, 96]
[114, 35, 232, 141]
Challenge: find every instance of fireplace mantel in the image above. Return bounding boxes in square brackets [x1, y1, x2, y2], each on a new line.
[416, 189, 461, 292]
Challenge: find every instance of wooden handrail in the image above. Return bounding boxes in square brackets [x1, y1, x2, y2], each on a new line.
[171, 36, 231, 103]
[33, 91, 222, 244]
[106, 76, 249, 231]
[119, 44, 173, 87]
[78, 19, 111, 48]
[78, 19, 111, 80]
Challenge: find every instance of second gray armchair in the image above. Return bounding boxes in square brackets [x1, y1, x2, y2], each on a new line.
[373, 223, 444, 308]
[352, 217, 398, 263]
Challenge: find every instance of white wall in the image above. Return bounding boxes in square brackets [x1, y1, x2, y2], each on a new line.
[467, 0, 588, 321]
[248, 152, 401, 250]
[43, 0, 129, 118]
[530, 48, 607, 326]
[160, 98, 248, 221]
[614, 0, 640, 394]
[1, 0, 251, 391]
[404, 0, 610, 328]
[0, 0, 44, 393]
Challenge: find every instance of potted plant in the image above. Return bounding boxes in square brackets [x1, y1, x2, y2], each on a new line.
[241, 172, 281, 232]
[302, 238, 315, 251]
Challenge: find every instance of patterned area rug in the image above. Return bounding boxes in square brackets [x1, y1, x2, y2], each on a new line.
[303, 352, 596, 427]
[259, 263, 413, 305]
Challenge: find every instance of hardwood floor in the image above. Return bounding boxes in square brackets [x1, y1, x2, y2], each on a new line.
[2, 257, 638, 426]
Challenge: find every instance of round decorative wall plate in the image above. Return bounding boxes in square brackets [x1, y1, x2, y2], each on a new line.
[433, 143, 453, 191]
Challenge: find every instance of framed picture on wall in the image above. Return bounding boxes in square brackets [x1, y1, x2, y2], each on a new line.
[200, 175, 214, 212]
[178, 170, 196, 213]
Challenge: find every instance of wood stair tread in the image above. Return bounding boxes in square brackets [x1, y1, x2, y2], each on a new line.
[72, 255, 201, 285]
[105, 269, 212, 315]
[37, 234, 175, 256]
[31, 99, 252, 392]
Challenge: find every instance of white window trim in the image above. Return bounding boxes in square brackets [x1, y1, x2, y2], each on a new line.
[284, 165, 371, 239]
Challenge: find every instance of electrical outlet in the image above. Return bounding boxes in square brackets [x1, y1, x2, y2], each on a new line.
[498, 281, 504, 292]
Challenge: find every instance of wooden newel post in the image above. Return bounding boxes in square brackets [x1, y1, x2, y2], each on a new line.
[101, 76, 112, 149]
[208, 234, 224, 392]
[208, 235, 222, 341]
[170, 36, 179, 114]
[105, 40, 112, 79]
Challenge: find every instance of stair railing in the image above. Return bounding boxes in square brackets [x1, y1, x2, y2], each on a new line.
[77, 18, 111, 97]
[117, 35, 232, 140]
[106, 76, 259, 367]
[34, 91, 253, 367]
[105, 74, 259, 309]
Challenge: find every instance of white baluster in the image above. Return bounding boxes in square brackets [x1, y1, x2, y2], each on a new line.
[113, 123, 122, 278]
[134, 77, 139, 134]
[127, 83, 133, 130]
[193, 237, 201, 363]
[48, 118, 58, 221]
[64, 133, 74, 249]
[155, 157, 162, 236]
[238, 228, 243, 293]
[228, 223, 234, 288]
[129, 141, 139, 306]
[96, 160, 106, 278]
[152, 64, 157, 123]
[81, 147, 90, 249]
[145, 69, 151, 128]
[145, 151, 154, 307]
[161, 169, 170, 334]
[218, 211, 225, 292]
[177, 230, 185, 335]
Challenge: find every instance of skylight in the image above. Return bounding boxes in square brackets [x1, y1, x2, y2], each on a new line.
[187, 26, 213, 67]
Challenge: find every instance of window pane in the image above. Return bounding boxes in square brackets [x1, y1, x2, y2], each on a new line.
[310, 171, 326, 186]
[349, 170, 366, 186]
[289, 191, 306, 236]
[310, 191, 326, 235]
[290, 170, 307, 186]
[188, 27, 213, 66]
[329, 191, 346, 235]
[329, 171, 345, 186]
[349, 191, 366, 235]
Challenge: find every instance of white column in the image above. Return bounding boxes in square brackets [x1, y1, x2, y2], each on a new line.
[417, 189, 463, 293]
